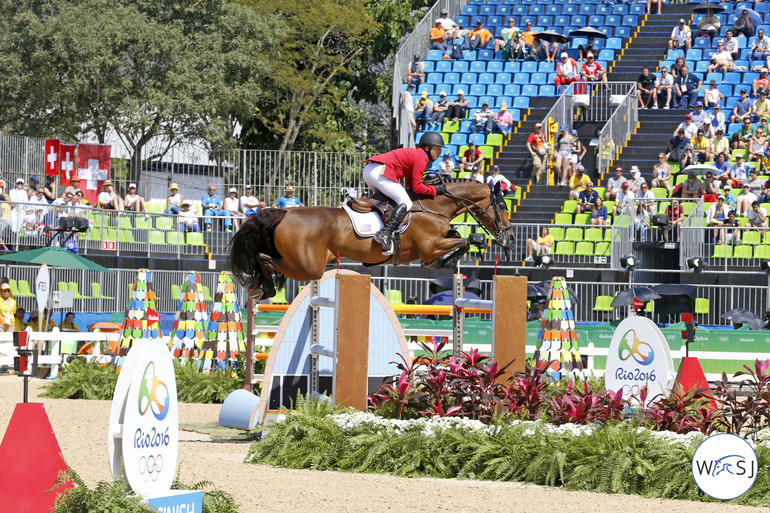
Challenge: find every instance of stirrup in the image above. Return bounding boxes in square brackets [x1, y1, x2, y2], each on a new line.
[380, 240, 394, 256]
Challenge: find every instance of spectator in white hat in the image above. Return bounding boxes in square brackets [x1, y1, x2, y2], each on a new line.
[447, 90, 469, 122]
[240, 186, 265, 217]
[224, 187, 246, 230]
[123, 183, 146, 212]
[177, 201, 200, 233]
[669, 19, 692, 51]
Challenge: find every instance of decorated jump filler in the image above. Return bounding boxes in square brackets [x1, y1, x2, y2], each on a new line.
[168, 271, 209, 364]
[206, 271, 245, 372]
[115, 269, 162, 369]
[534, 276, 584, 381]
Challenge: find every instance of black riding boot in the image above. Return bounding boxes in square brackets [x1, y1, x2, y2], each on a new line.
[373, 204, 408, 255]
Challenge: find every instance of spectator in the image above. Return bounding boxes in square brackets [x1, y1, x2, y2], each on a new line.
[578, 36, 596, 61]
[628, 165, 647, 193]
[706, 106, 727, 136]
[224, 187, 246, 230]
[637, 67, 657, 109]
[240, 185, 265, 217]
[703, 171, 721, 198]
[525, 36, 543, 62]
[591, 197, 608, 225]
[0, 283, 15, 332]
[470, 102, 495, 135]
[438, 8, 465, 41]
[646, 0, 662, 15]
[525, 225, 553, 263]
[164, 183, 184, 215]
[748, 200, 767, 228]
[123, 183, 146, 212]
[470, 165, 484, 183]
[734, 9, 755, 39]
[747, 169, 765, 196]
[486, 165, 514, 195]
[447, 90, 468, 122]
[707, 43, 734, 74]
[750, 124, 769, 165]
[542, 35, 565, 63]
[753, 90, 770, 120]
[682, 171, 704, 199]
[494, 17, 521, 56]
[731, 154, 752, 187]
[97, 180, 123, 210]
[430, 91, 449, 128]
[43, 176, 56, 203]
[759, 179, 770, 203]
[668, 128, 694, 169]
[665, 198, 685, 241]
[690, 101, 709, 129]
[675, 113, 698, 139]
[674, 66, 701, 109]
[722, 30, 739, 61]
[0, 195, 10, 250]
[9, 178, 27, 233]
[737, 183, 758, 216]
[59, 312, 79, 332]
[403, 83, 416, 134]
[577, 181, 598, 214]
[670, 56, 687, 78]
[459, 141, 483, 173]
[177, 201, 200, 232]
[718, 209, 742, 245]
[691, 128, 710, 162]
[569, 129, 586, 178]
[514, 21, 536, 61]
[669, 19, 692, 51]
[64, 175, 81, 196]
[754, 69, 770, 98]
[732, 89, 753, 123]
[273, 185, 304, 209]
[614, 182, 633, 216]
[465, 19, 492, 50]
[724, 183, 738, 210]
[635, 183, 656, 226]
[554, 125, 572, 185]
[605, 166, 626, 201]
[438, 153, 455, 178]
[413, 91, 433, 132]
[28, 175, 39, 191]
[493, 103, 513, 134]
[555, 52, 580, 90]
[732, 118, 755, 150]
[527, 122, 548, 185]
[651, 154, 673, 195]
[430, 20, 450, 53]
[408, 54, 424, 85]
[693, 9, 721, 40]
[74, 190, 88, 206]
[569, 167, 591, 200]
[654, 66, 674, 109]
[13, 307, 25, 332]
[202, 185, 232, 232]
[581, 53, 608, 88]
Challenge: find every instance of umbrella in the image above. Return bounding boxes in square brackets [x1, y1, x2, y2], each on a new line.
[611, 287, 661, 307]
[429, 275, 482, 296]
[692, 3, 726, 13]
[0, 246, 114, 272]
[535, 30, 569, 44]
[528, 283, 549, 299]
[683, 164, 719, 175]
[650, 283, 696, 314]
[424, 290, 481, 305]
[722, 308, 763, 330]
[568, 26, 608, 39]
[536, 280, 580, 304]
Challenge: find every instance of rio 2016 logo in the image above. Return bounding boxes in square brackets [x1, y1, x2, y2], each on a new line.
[139, 454, 163, 482]
[692, 433, 757, 500]
[618, 329, 654, 366]
[137, 362, 169, 421]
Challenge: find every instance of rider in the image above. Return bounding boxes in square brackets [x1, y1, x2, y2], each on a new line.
[364, 132, 447, 255]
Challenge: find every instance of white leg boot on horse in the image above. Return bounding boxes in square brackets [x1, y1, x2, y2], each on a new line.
[373, 204, 408, 255]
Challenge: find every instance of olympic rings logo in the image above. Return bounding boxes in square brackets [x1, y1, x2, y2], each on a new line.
[137, 362, 170, 421]
[618, 329, 655, 366]
[139, 454, 164, 482]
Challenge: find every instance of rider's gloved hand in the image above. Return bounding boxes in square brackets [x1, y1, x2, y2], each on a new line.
[434, 184, 447, 195]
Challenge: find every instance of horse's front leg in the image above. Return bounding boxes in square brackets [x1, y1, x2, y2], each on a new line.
[422, 236, 470, 269]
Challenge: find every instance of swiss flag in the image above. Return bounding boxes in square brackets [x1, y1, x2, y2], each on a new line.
[59, 144, 77, 186]
[44, 140, 60, 177]
[76, 143, 110, 205]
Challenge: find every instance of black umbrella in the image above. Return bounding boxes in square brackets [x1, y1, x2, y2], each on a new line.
[693, 3, 726, 13]
[528, 283, 549, 299]
[535, 30, 569, 44]
[651, 284, 696, 314]
[536, 280, 580, 304]
[722, 309, 763, 330]
[611, 287, 661, 308]
[568, 26, 609, 39]
[429, 276, 482, 296]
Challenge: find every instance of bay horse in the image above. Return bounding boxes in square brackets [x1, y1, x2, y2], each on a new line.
[228, 179, 513, 300]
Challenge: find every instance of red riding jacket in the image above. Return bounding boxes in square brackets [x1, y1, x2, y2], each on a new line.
[366, 148, 438, 195]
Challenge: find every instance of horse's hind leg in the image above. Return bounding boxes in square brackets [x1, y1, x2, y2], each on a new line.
[254, 253, 278, 300]
[422, 236, 470, 269]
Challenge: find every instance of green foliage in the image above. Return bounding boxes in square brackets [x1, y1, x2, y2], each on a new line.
[43, 358, 119, 400]
[173, 479, 241, 513]
[173, 360, 242, 404]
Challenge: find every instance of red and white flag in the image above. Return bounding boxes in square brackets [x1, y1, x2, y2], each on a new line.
[59, 143, 77, 186]
[76, 143, 111, 205]
[44, 140, 60, 177]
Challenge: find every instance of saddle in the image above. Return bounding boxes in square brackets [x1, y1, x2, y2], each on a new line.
[347, 191, 396, 220]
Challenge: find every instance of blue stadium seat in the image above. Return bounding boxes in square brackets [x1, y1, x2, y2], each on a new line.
[426, 50, 442, 61]
[622, 15, 638, 26]
[463, 50, 477, 61]
[450, 133, 468, 146]
[504, 84, 520, 96]
[514, 97, 531, 109]
[512, 5, 527, 15]
[494, 72, 512, 84]
[479, 72, 494, 84]
[630, 4, 644, 15]
[757, 3, 770, 13]
[540, 85, 556, 96]
[579, 4, 593, 14]
[451, 83, 465, 94]
[530, 5, 545, 15]
[612, 4, 629, 14]
[694, 37, 711, 49]
[667, 49, 685, 60]
[496, 5, 511, 16]
[531, 72, 546, 84]
[571, 15, 586, 26]
[520, 15, 537, 26]
[488, 84, 503, 96]
[444, 72, 460, 84]
[435, 84, 451, 96]
[436, 60, 452, 73]
[546, 5, 561, 15]
[494, 95, 511, 108]
[521, 61, 538, 73]
[596, 4, 610, 15]
[555, 14, 570, 26]
[509, 109, 521, 122]
[538, 61, 555, 72]
[469, 84, 486, 96]
[695, 61, 709, 73]
[422, 61, 434, 72]
[686, 48, 703, 61]
[478, 49, 495, 61]
[462, 5, 478, 16]
[521, 84, 538, 96]
[479, 5, 495, 16]
[469, 134, 486, 146]
[717, 84, 733, 97]
[452, 61, 469, 73]
[470, 61, 486, 73]
[538, 15, 553, 26]
[598, 49, 614, 61]
[426, 73, 443, 84]
[705, 72, 724, 85]
[514, 72, 531, 84]
[563, 4, 577, 15]
[605, 14, 620, 26]
[547, 72, 558, 84]
[455, 15, 468, 26]
[615, 27, 630, 38]
[504, 61, 520, 73]
[598, 27, 612, 37]
[461, 72, 477, 84]
[460, 120, 473, 132]
[605, 38, 621, 50]
[488, 15, 503, 26]
[589, 15, 605, 26]
[487, 61, 503, 73]
[478, 95, 494, 107]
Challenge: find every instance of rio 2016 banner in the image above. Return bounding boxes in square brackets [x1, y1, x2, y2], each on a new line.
[605, 317, 674, 401]
[108, 339, 178, 492]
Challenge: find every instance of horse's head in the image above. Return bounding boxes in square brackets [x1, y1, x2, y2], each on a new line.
[443, 179, 514, 247]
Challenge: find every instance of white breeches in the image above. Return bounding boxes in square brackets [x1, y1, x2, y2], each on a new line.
[363, 163, 413, 210]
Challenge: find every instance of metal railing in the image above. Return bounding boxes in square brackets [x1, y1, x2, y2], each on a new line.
[594, 82, 638, 176]
[391, 0, 467, 148]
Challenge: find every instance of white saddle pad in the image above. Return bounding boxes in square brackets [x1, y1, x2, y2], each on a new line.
[341, 203, 410, 237]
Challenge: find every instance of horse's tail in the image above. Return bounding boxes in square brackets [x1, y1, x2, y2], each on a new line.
[228, 208, 287, 292]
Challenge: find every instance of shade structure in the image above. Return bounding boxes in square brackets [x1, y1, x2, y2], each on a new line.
[721, 309, 763, 330]
[611, 287, 662, 307]
[535, 30, 569, 44]
[692, 3, 726, 13]
[0, 246, 113, 273]
[568, 26, 608, 39]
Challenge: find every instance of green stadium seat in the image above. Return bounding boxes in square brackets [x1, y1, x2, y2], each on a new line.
[167, 232, 182, 245]
[272, 288, 288, 304]
[479, 145, 493, 159]
[743, 232, 761, 245]
[552, 241, 573, 255]
[731, 149, 748, 161]
[755, 245, 770, 258]
[565, 227, 583, 241]
[712, 244, 732, 258]
[593, 187, 606, 199]
[186, 232, 205, 246]
[146, 202, 163, 214]
[442, 120, 459, 134]
[604, 201, 615, 212]
[554, 213, 572, 225]
[682, 202, 696, 215]
[486, 133, 503, 147]
[149, 230, 166, 245]
[91, 282, 114, 300]
[734, 245, 753, 258]
[562, 200, 578, 214]
[595, 242, 610, 255]
[68, 281, 90, 299]
[135, 215, 150, 230]
[118, 230, 136, 243]
[585, 228, 604, 241]
[574, 213, 590, 225]
[8, 279, 19, 297]
[574, 242, 594, 255]
[675, 174, 688, 185]
[386, 290, 405, 305]
[651, 187, 667, 199]
[736, 216, 749, 227]
[549, 227, 564, 240]
[593, 295, 613, 312]
[171, 284, 181, 301]
[695, 297, 710, 315]
[118, 216, 133, 229]
[658, 201, 670, 214]
[155, 217, 174, 230]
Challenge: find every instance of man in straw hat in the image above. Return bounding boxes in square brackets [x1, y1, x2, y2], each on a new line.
[272, 186, 304, 209]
